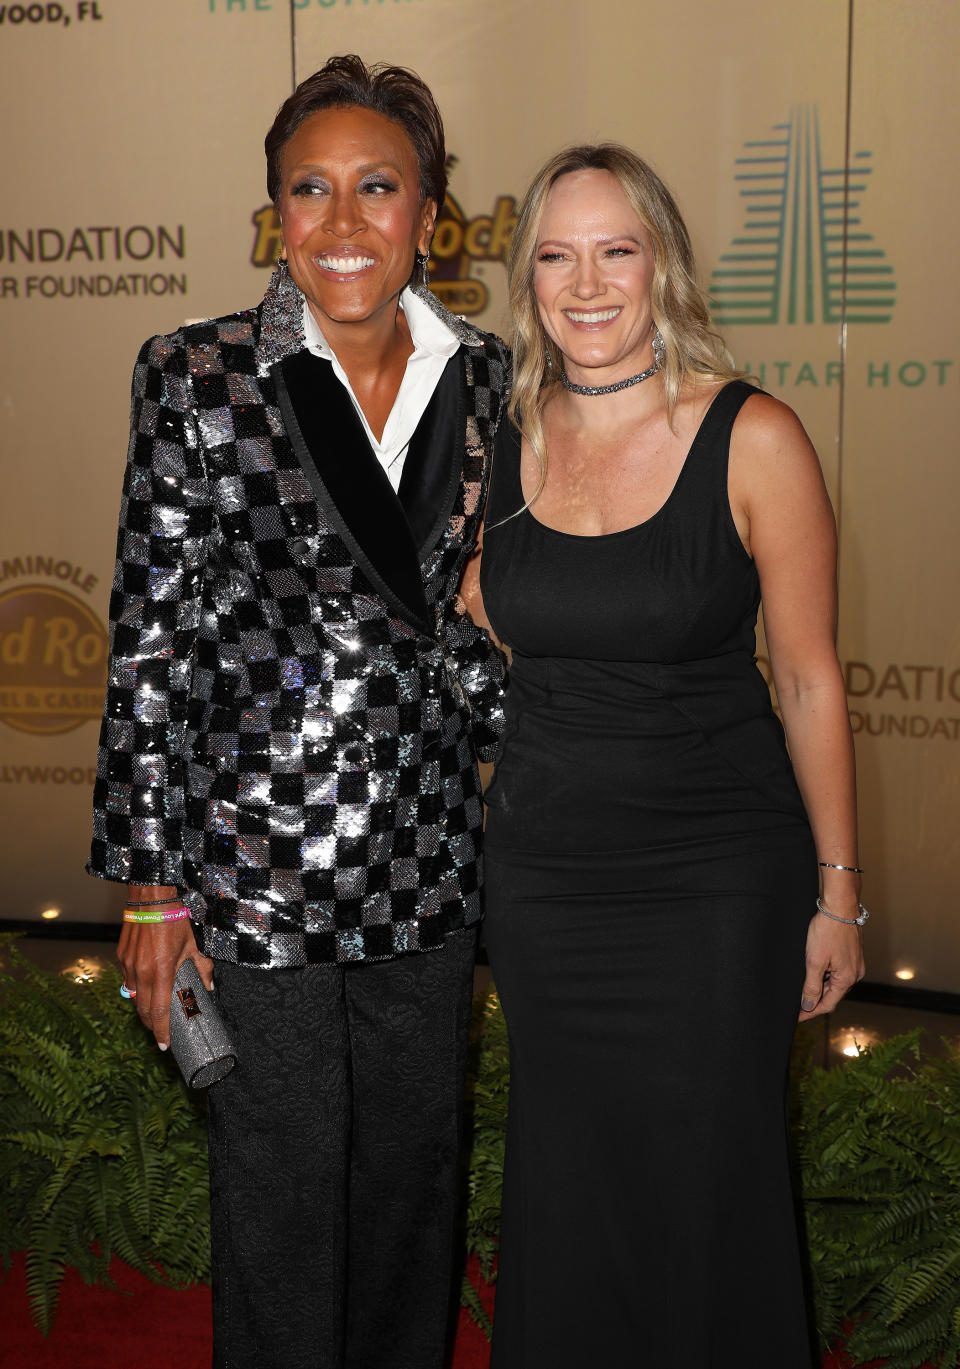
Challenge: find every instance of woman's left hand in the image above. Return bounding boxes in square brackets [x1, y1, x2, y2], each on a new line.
[798, 912, 865, 1020]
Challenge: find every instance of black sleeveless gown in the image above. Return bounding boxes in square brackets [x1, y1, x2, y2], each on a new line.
[479, 381, 816, 1368]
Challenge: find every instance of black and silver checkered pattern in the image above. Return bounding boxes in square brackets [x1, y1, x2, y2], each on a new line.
[88, 268, 509, 968]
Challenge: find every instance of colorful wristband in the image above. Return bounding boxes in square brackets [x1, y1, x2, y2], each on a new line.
[123, 907, 192, 924]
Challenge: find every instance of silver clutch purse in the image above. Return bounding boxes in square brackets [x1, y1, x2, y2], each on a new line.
[168, 959, 238, 1089]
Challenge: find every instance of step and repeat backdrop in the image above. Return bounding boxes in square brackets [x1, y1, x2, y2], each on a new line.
[1, 0, 957, 989]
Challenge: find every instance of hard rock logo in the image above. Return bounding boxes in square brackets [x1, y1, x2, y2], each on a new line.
[426, 189, 516, 315]
[250, 166, 517, 318]
[0, 585, 108, 735]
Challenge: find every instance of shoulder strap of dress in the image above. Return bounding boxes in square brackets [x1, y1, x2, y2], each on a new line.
[684, 379, 759, 476]
[698, 379, 758, 443]
[668, 380, 760, 519]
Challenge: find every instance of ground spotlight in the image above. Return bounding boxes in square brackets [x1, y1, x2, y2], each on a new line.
[67, 957, 103, 984]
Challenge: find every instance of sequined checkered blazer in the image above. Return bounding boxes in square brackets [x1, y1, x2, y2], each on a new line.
[88, 267, 509, 968]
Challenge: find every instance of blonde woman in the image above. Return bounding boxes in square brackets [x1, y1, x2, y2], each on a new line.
[469, 146, 864, 1367]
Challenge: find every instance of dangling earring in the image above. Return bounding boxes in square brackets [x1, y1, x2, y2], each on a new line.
[417, 249, 431, 289]
[652, 325, 666, 371]
[277, 254, 289, 277]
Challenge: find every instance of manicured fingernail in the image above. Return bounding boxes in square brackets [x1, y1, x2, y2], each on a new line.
[158, 1043, 169, 1052]
[801, 998, 815, 1012]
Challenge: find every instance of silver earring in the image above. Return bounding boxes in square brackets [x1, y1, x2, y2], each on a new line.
[416, 249, 431, 289]
[652, 326, 666, 370]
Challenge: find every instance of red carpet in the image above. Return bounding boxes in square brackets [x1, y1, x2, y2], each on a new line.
[0, 1253, 212, 1368]
[0, 1253, 932, 1369]
[0, 1252, 494, 1369]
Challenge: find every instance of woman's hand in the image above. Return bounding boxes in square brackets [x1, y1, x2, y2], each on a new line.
[798, 911, 865, 1020]
[118, 887, 215, 1049]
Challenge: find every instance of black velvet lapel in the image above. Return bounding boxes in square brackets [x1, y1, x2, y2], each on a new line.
[272, 350, 431, 631]
[396, 354, 463, 557]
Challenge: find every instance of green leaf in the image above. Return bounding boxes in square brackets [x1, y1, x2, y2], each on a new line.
[0, 939, 210, 1330]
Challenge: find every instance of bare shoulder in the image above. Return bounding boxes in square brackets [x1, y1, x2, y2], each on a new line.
[730, 390, 818, 469]
[728, 390, 834, 561]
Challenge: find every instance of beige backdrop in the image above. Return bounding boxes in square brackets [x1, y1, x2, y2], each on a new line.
[1, 0, 956, 990]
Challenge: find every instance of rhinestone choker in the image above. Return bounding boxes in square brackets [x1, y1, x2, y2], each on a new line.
[560, 359, 661, 396]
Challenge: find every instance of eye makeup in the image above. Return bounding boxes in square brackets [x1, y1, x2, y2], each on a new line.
[357, 173, 400, 195]
[289, 176, 331, 197]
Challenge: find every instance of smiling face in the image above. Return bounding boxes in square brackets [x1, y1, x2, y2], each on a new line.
[278, 104, 436, 340]
[533, 168, 658, 387]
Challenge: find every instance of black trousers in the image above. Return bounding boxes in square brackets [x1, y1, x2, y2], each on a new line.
[206, 929, 477, 1369]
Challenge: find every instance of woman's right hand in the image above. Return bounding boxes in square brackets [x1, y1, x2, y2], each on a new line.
[118, 887, 215, 1049]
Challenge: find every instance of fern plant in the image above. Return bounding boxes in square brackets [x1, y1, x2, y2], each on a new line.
[795, 1029, 960, 1369]
[0, 937, 210, 1333]
[460, 988, 511, 1337]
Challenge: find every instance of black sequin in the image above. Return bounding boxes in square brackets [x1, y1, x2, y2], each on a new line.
[88, 267, 509, 967]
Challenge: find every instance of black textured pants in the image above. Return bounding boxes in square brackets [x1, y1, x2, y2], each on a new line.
[206, 929, 477, 1369]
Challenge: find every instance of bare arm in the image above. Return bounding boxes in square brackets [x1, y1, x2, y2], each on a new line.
[458, 525, 501, 648]
[730, 395, 864, 1020]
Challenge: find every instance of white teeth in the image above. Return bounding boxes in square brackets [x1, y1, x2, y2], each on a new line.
[564, 308, 621, 323]
[318, 255, 375, 273]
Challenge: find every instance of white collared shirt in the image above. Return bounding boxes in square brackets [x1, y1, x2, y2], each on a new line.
[301, 288, 460, 492]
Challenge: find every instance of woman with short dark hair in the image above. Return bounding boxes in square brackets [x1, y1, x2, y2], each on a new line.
[89, 54, 509, 1369]
[264, 54, 448, 211]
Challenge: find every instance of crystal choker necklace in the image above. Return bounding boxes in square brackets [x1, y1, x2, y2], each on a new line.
[560, 359, 661, 396]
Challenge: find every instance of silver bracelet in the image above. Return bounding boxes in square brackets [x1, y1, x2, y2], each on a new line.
[818, 860, 864, 874]
[816, 896, 870, 927]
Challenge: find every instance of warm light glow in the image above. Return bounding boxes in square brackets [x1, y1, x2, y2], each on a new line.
[67, 957, 103, 984]
[835, 1028, 877, 1060]
[41, 908, 60, 920]
[895, 968, 915, 981]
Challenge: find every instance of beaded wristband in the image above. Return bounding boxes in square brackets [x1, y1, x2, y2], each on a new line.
[126, 898, 183, 908]
[815, 897, 870, 928]
[818, 860, 864, 874]
[123, 907, 192, 924]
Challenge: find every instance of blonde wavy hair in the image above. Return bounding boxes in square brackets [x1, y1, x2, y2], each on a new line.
[507, 143, 740, 506]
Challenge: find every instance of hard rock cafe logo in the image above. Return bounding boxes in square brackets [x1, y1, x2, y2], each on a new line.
[0, 577, 108, 735]
[250, 159, 517, 317]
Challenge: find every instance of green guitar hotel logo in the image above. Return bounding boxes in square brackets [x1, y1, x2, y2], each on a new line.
[710, 107, 895, 326]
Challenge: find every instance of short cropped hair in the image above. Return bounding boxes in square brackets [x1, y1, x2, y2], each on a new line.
[264, 54, 447, 210]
